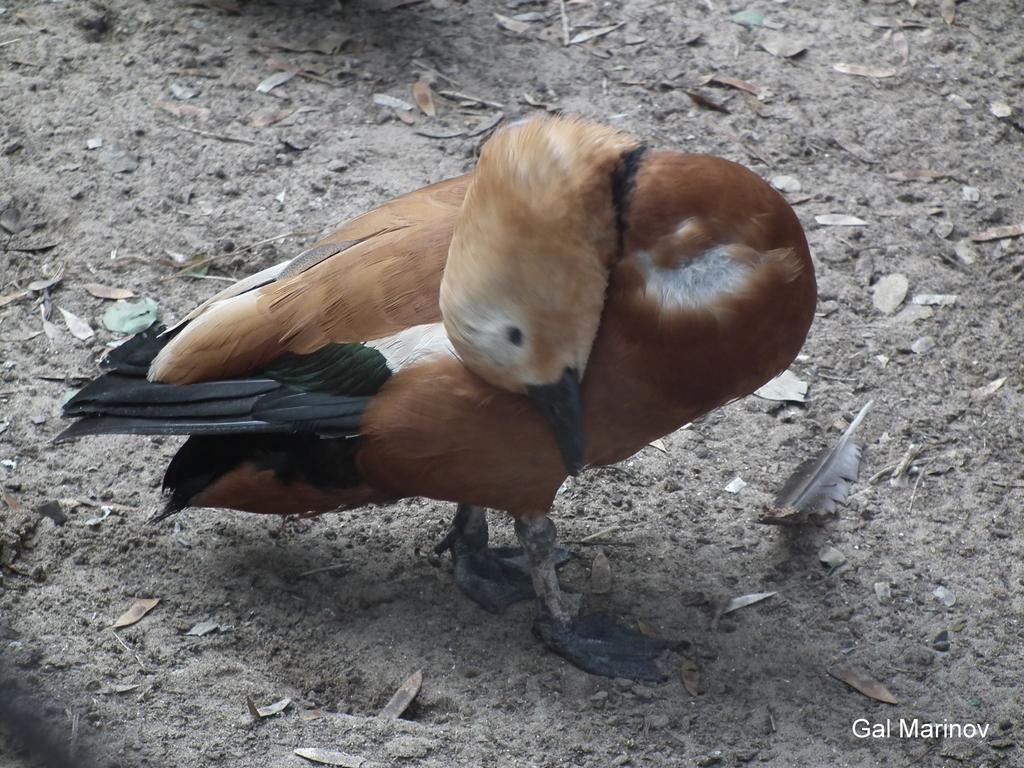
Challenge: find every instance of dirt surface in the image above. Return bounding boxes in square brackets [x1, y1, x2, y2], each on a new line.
[2, 0, 1023, 766]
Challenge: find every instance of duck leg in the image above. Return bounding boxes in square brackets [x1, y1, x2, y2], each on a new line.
[514, 515, 678, 682]
[435, 503, 571, 614]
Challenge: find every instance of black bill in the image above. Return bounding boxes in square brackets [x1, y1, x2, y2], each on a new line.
[527, 367, 584, 476]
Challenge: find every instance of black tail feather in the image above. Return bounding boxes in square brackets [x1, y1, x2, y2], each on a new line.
[59, 329, 370, 442]
[160, 433, 364, 516]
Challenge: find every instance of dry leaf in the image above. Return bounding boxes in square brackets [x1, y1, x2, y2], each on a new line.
[701, 73, 760, 94]
[0, 289, 30, 308]
[724, 476, 747, 494]
[494, 13, 532, 34]
[294, 748, 365, 767]
[372, 93, 414, 111]
[680, 657, 702, 696]
[588, 550, 612, 595]
[647, 438, 667, 453]
[112, 597, 160, 628]
[939, 0, 955, 24]
[256, 70, 296, 94]
[886, 169, 947, 182]
[829, 666, 898, 704]
[84, 283, 134, 300]
[755, 369, 808, 402]
[272, 35, 349, 55]
[971, 376, 1006, 401]
[412, 81, 436, 116]
[380, 670, 422, 719]
[833, 63, 898, 79]
[186, 619, 223, 636]
[722, 591, 777, 614]
[251, 108, 295, 128]
[569, 23, 624, 45]
[685, 90, 730, 114]
[58, 307, 94, 341]
[760, 35, 808, 59]
[815, 214, 868, 227]
[892, 31, 909, 66]
[27, 267, 65, 293]
[969, 223, 1024, 242]
[42, 308, 62, 343]
[253, 697, 291, 718]
[467, 112, 505, 137]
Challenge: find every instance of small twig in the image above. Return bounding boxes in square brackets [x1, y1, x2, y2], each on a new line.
[169, 229, 317, 276]
[890, 443, 921, 486]
[906, 459, 932, 515]
[112, 631, 148, 672]
[298, 563, 347, 578]
[0, 37, 25, 48]
[411, 58, 459, 86]
[159, 121, 274, 148]
[559, 0, 570, 46]
[579, 525, 619, 543]
[437, 89, 505, 109]
[180, 274, 236, 283]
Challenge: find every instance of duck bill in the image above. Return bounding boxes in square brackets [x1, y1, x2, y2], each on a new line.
[527, 367, 584, 476]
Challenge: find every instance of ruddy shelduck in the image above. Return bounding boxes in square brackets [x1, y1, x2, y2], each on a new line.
[62, 116, 816, 680]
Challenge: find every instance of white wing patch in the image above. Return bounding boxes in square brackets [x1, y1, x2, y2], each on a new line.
[636, 245, 752, 310]
[366, 322, 455, 372]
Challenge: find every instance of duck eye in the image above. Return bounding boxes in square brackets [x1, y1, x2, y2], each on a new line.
[506, 326, 524, 346]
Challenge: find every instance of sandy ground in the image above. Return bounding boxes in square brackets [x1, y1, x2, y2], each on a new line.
[2, 0, 1024, 766]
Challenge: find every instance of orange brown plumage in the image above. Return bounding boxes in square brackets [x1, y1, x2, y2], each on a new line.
[61, 115, 816, 680]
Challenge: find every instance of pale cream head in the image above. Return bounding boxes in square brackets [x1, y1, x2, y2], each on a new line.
[440, 116, 636, 394]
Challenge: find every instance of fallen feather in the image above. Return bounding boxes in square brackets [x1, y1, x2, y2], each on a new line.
[568, 23, 624, 45]
[83, 283, 134, 300]
[380, 669, 423, 719]
[969, 224, 1024, 242]
[722, 591, 777, 614]
[828, 667, 898, 704]
[762, 401, 872, 523]
[832, 63, 898, 79]
[112, 598, 160, 629]
[58, 307, 95, 340]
